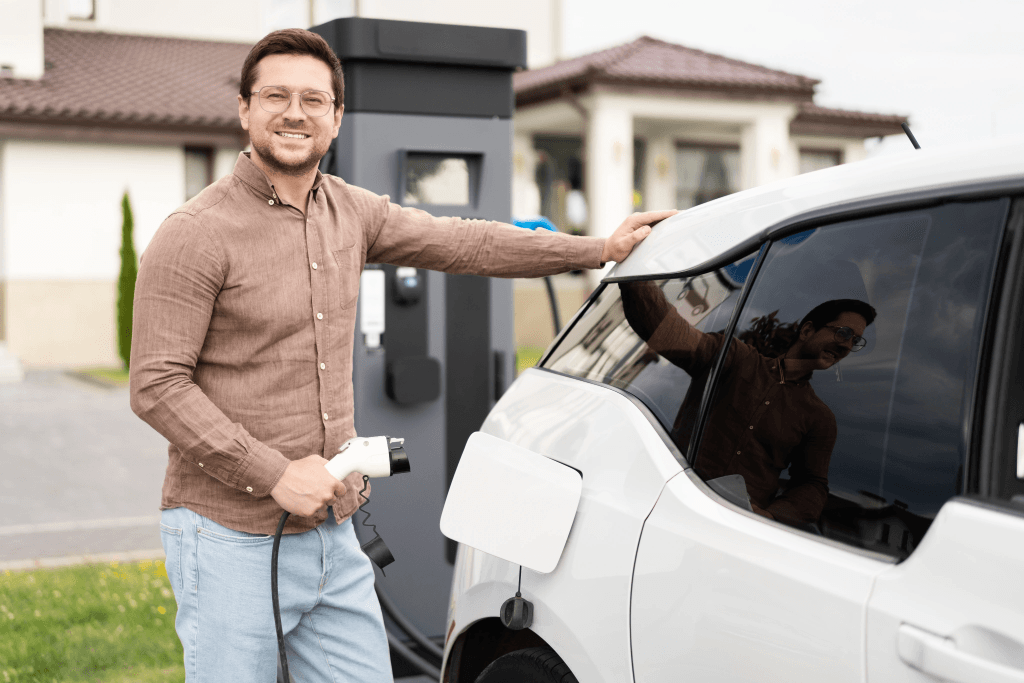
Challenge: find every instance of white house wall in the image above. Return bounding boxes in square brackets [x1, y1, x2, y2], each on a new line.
[45, 0, 264, 43]
[0, 0, 45, 79]
[42, 0, 561, 68]
[0, 139, 225, 367]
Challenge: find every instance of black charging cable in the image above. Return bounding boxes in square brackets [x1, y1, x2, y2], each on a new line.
[543, 276, 562, 335]
[271, 478, 403, 682]
[271, 511, 291, 683]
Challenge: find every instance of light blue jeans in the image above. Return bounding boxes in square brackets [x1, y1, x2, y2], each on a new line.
[159, 506, 392, 683]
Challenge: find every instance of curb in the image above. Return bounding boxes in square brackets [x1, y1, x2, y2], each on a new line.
[0, 548, 166, 573]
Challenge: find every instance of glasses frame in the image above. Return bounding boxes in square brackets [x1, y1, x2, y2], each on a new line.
[824, 324, 867, 352]
[250, 86, 336, 118]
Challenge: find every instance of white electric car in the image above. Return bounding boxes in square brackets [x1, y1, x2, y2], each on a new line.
[440, 138, 1024, 683]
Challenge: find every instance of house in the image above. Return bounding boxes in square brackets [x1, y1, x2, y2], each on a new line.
[509, 36, 906, 347]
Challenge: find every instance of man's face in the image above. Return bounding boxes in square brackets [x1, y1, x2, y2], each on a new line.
[795, 311, 868, 369]
[237, 54, 343, 177]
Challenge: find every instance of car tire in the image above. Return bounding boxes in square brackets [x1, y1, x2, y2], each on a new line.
[474, 646, 578, 683]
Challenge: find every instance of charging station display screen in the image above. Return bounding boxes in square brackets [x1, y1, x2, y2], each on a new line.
[403, 153, 471, 206]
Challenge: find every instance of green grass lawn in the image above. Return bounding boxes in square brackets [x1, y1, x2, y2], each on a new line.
[516, 346, 546, 375]
[74, 368, 131, 388]
[0, 561, 183, 683]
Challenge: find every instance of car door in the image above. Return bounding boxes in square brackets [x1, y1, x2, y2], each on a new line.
[628, 198, 1009, 682]
[866, 498, 1024, 683]
[866, 198, 1024, 683]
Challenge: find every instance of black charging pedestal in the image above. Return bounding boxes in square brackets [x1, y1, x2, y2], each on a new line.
[307, 16, 527, 680]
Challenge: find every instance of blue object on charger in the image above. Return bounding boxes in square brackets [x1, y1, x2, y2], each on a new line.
[513, 216, 557, 232]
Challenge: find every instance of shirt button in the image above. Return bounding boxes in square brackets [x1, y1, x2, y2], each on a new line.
[312, 262, 318, 270]
[317, 313, 323, 320]
[749, 425, 754, 429]
[765, 401, 770, 405]
[198, 462, 204, 468]
[323, 413, 329, 421]
[736, 451, 741, 455]
[320, 363, 326, 370]
[268, 199, 274, 205]
[246, 486, 253, 493]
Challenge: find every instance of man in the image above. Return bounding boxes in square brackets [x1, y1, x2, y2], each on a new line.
[620, 281, 875, 524]
[130, 28, 672, 682]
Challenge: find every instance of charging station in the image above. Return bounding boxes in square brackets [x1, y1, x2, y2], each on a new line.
[310, 17, 527, 675]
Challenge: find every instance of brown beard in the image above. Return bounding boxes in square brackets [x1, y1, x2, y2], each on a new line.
[250, 131, 327, 177]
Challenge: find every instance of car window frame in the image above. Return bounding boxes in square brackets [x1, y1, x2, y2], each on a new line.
[972, 197, 1024, 503]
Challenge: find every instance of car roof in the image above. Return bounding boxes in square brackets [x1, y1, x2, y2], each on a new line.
[608, 136, 1024, 280]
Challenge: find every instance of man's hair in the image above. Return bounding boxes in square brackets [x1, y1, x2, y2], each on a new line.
[738, 299, 876, 357]
[240, 29, 345, 106]
[799, 299, 877, 331]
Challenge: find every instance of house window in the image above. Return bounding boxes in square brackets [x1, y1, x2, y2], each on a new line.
[185, 148, 214, 201]
[67, 0, 95, 20]
[675, 143, 741, 210]
[799, 149, 842, 174]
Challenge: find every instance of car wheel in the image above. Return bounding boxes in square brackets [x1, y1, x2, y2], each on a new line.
[474, 646, 578, 683]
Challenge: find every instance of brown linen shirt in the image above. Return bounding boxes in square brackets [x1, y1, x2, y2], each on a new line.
[130, 152, 605, 536]
[620, 282, 836, 524]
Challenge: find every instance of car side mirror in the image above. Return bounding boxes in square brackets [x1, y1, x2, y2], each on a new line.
[440, 432, 583, 574]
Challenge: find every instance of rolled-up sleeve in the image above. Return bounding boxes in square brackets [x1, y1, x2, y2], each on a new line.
[363, 194, 605, 276]
[129, 213, 291, 497]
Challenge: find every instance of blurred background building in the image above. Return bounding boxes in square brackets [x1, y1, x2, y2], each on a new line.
[0, 0, 904, 370]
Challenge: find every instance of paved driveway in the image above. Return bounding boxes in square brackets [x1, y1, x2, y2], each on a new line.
[0, 371, 168, 566]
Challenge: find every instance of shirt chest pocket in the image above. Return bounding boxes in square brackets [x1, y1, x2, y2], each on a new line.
[332, 247, 361, 311]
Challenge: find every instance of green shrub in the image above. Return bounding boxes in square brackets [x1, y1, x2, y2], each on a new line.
[117, 192, 138, 371]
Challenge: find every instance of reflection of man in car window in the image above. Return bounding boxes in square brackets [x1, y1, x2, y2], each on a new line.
[621, 281, 876, 525]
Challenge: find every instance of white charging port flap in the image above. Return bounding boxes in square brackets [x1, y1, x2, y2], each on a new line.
[359, 269, 385, 348]
[440, 431, 582, 574]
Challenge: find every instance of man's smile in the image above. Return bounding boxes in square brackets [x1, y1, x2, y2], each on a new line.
[276, 131, 310, 139]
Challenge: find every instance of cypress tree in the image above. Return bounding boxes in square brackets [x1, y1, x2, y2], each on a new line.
[117, 192, 138, 370]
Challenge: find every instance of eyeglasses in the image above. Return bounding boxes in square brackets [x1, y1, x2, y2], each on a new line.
[824, 325, 867, 352]
[250, 86, 335, 117]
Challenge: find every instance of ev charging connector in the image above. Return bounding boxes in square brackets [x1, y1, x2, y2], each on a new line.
[272, 435, 411, 682]
[327, 436, 410, 569]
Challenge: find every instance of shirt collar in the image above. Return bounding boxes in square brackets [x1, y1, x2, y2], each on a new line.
[232, 151, 325, 201]
[769, 357, 810, 387]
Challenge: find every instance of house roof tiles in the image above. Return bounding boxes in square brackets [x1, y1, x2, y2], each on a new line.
[515, 36, 819, 101]
[514, 35, 906, 137]
[0, 28, 251, 131]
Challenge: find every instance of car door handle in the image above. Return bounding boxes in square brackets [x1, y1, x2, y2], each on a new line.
[898, 624, 1024, 683]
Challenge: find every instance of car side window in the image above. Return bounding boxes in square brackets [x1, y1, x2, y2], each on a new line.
[691, 199, 1006, 559]
[544, 253, 756, 451]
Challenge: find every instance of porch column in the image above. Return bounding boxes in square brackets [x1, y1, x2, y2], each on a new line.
[740, 108, 797, 189]
[512, 133, 541, 218]
[585, 98, 634, 241]
[842, 140, 867, 164]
